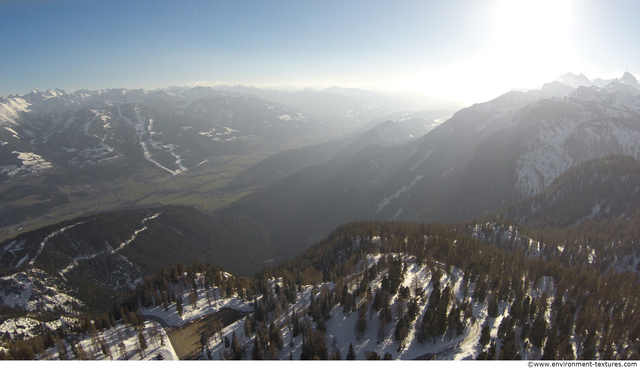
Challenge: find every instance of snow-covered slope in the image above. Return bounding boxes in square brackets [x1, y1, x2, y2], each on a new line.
[0, 86, 323, 182]
[503, 155, 640, 227]
[0, 269, 81, 314]
[514, 85, 640, 197]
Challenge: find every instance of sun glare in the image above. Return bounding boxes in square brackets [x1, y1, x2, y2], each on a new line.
[489, 0, 575, 85]
[395, 0, 577, 104]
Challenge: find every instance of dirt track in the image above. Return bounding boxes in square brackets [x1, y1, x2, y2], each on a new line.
[167, 308, 245, 360]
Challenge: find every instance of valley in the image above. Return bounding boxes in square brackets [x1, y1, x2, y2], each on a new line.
[0, 139, 312, 243]
[1, 73, 640, 361]
[5, 0, 640, 361]
[0, 86, 369, 242]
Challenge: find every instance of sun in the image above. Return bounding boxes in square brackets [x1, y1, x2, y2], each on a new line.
[493, 0, 572, 51]
[488, 0, 575, 86]
[390, 0, 578, 104]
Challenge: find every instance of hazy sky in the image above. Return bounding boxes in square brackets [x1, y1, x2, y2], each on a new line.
[1, 0, 639, 104]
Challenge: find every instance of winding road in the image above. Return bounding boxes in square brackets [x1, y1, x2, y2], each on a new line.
[143, 315, 170, 328]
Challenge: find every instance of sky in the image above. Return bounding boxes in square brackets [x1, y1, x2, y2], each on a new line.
[1, 0, 639, 104]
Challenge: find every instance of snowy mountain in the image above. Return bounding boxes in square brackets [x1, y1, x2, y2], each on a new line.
[224, 115, 446, 194]
[214, 85, 425, 131]
[0, 87, 322, 182]
[499, 155, 640, 228]
[221, 73, 640, 259]
[0, 86, 336, 239]
[554, 71, 640, 91]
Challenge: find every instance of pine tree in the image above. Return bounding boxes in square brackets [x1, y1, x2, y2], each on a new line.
[138, 329, 148, 351]
[530, 317, 547, 348]
[231, 331, 242, 360]
[100, 339, 113, 360]
[365, 351, 381, 360]
[56, 339, 68, 360]
[117, 340, 126, 359]
[269, 320, 283, 351]
[136, 340, 145, 359]
[244, 316, 253, 336]
[395, 315, 409, 342]
[189, 291, 198, 308]
[541, 329, 557, 360]
[74, 342, 89, 360]
[378, 316, 388, 342]
[488, 293, 499, 318]
[479, 324, 491, 347]
[176, 297, 183, 317]
[346, 343, 356, 360]
[252, 335, 264, 360]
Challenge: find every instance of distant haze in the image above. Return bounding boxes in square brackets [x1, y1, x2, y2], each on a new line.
[1, 0, 639, 105]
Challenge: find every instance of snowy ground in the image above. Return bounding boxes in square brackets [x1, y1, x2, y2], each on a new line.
[40, 321, 177, 361]
[0, 316, 77, 340]
[196, 254, 492, 360]
[140, 293, 252, 328]
[8, 251, 561, 360]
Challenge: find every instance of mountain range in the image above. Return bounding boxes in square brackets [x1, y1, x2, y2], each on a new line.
[0, 86, 443, 240]
[222, 73, 640, 259]
[1, 72, 640, 361]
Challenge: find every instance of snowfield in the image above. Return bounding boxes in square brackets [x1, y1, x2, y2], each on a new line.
[38, 321, 178, 361]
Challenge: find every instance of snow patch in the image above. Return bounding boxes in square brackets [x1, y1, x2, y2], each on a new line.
[29, 221, 86, 266]
[376, 175, 424, 213]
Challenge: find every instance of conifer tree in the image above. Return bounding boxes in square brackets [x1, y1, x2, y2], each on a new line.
[231, 331, 242, 360]
[100, 339, 113, 360]
[138, 329, 148, 350]
[269, 321, 283, 351]
[56, 339, 68, 360]
[116, 339, 126, 359]
[365, 351, 381, 360]
[244, 316, 253, 336]
[252, 335, 264, 360]
[189, 291, 198, 308]
[74, 342, 89, 360]
[488, 293, 499, 318]
[479, 324, 491, 347]
[347, 343, 356, 360]
[176, 298, 183, 317]
[541, 329, 557, 360]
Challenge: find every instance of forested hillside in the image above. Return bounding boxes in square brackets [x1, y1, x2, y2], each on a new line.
[499, 155, 640, 228]
[0, 205, 273, 318]
[5, 220, 637, 360]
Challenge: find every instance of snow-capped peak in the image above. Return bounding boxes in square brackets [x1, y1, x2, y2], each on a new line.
[620, 71, 638, 85]
[554, 72, 593, 88]
[0, 96, 30, 125]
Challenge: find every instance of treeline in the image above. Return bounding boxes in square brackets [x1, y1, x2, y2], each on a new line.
[472, 210, 640, 275]
[0, 312, 119, 360]
[500, 155, 640, 229]
[0, 261, 254, 360]
[118, 262, 255, 316]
